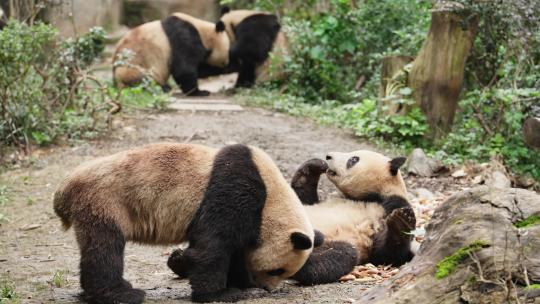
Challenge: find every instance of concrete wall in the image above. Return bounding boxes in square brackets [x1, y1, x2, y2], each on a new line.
[46, 0, 219, 37]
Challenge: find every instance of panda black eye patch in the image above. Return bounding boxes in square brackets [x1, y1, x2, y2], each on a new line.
[347, 156, 360, 169]
[267, 268, 286, 276]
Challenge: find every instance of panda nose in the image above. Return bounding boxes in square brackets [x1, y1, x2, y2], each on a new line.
[326, 155, 332, 160]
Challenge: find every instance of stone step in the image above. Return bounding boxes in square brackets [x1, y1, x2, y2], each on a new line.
[168, 101, 244, 112]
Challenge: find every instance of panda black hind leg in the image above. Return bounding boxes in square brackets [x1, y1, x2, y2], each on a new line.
[291, 158, 328, 205]
[292, 240, 358, 285]
[76, 219, 145, 304]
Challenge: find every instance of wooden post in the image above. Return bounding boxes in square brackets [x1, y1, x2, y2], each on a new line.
[379, 55, 414, 115]
[409, 8, 478, 138]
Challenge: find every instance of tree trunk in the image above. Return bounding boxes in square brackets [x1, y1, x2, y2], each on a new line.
[379, 55, 414, 115]
[409, 10, 478, 138]
[523, 117, 540, 149]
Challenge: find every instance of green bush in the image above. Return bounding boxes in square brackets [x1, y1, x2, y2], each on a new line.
[0, 21, 107, 148]
[274, 0, 431, 103]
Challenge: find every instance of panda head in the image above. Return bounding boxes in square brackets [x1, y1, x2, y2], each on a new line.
[325, 150, 407, 200]
[206, 21, 230, 68]
[246, 228, 314, 290]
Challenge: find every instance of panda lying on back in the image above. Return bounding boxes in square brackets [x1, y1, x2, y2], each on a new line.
[113, 13, 230, 96]
[291, 150, 416, 285]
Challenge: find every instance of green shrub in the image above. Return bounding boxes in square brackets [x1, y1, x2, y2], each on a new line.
[274, 0, 431, 103]
[0, 21, 108, 148]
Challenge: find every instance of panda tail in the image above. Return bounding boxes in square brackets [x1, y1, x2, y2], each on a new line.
[53, 191, 73, 230]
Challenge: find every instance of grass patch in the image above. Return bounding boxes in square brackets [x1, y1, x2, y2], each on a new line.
[51, 270, 68, 288]
[1, 278, 20, 303]
[514, 215, 540, 229]
[435, 240, 490, 279]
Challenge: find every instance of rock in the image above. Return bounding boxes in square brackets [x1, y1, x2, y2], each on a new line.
[483, 156, 512, 189]
[415, 188, 435, 200]
[484, 171, 511, 189]
[358, 187, 540, 304]
[523, 117, 540, 149]
[406, 148, 446, 177]
[451, 169, 467, 178]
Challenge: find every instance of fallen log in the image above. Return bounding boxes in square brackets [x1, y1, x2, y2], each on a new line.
[359, 186, 540, 303]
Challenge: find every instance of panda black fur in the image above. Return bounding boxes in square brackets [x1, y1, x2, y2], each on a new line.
[219, 7, 288, 88]
[53, 143, 315, 303]
[113, 13, 230, 96]
[290, 150, 416, 285]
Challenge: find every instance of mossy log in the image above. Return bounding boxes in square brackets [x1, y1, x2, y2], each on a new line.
[408, 10, 478, 137]
[523, 117, 540, 149]
[357, 187, 540, 303]
[379, 55, 414, 116]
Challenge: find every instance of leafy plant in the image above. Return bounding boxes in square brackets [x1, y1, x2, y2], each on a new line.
[51, 270, 68, 288]
[0, 278, 20, 303]
[0, 21, 112, 150]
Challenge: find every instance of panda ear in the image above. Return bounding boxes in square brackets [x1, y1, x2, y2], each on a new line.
[220, 6, 231, 16]
[314, 230, 325, 247]
[390, 157, 407, 176]
[215, 21, 226, 33]
[290, 232, 312, 250]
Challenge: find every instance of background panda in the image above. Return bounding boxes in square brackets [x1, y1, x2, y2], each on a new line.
[219, 7, 288, 87]
[113, 13, 230, 96]
[290, 150, 416, 285]
[53, 143, 315, 303]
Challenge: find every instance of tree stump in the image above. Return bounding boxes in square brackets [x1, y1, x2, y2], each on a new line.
[523, 117, 540, 149]
[358, 186, 540, 303]
[408, 8, 478, 138]
[379, 55, 414, 116]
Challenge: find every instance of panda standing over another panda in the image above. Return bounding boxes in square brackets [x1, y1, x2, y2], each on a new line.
[113, 13, 230, 96]
[53, 143, 318, 303]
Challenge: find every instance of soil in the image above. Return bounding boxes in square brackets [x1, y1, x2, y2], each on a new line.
[0, 76, 466, 303]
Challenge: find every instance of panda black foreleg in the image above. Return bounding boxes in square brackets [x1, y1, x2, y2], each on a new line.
[171, 68, 210, 97]
[77, 220, 145, 304]
[183, 243, 247, 303]
[291, 158, 328, 205]
[370, 207, 416, 267]
[292, 241, 358, 285]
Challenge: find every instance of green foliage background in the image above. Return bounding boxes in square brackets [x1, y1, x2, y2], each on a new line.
[234, 0, 540, 181]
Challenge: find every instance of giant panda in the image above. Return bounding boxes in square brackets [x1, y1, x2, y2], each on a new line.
[53, 143, 316, 303]
[218, 7, 288, 88]
[290, 150, 416, 285]
[113, 13, 230, 96]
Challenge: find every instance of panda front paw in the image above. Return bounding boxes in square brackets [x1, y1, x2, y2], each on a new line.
[167, 248, 190, 278]
[291, 158, 328, 205]
[386, 207, 416, 240]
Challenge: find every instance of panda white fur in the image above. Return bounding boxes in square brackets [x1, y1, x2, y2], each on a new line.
[113, 13, 230, 96]
[53, 143, 315, 303]
[290, 150, 416, 285]
[218, 7, 288, 87]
